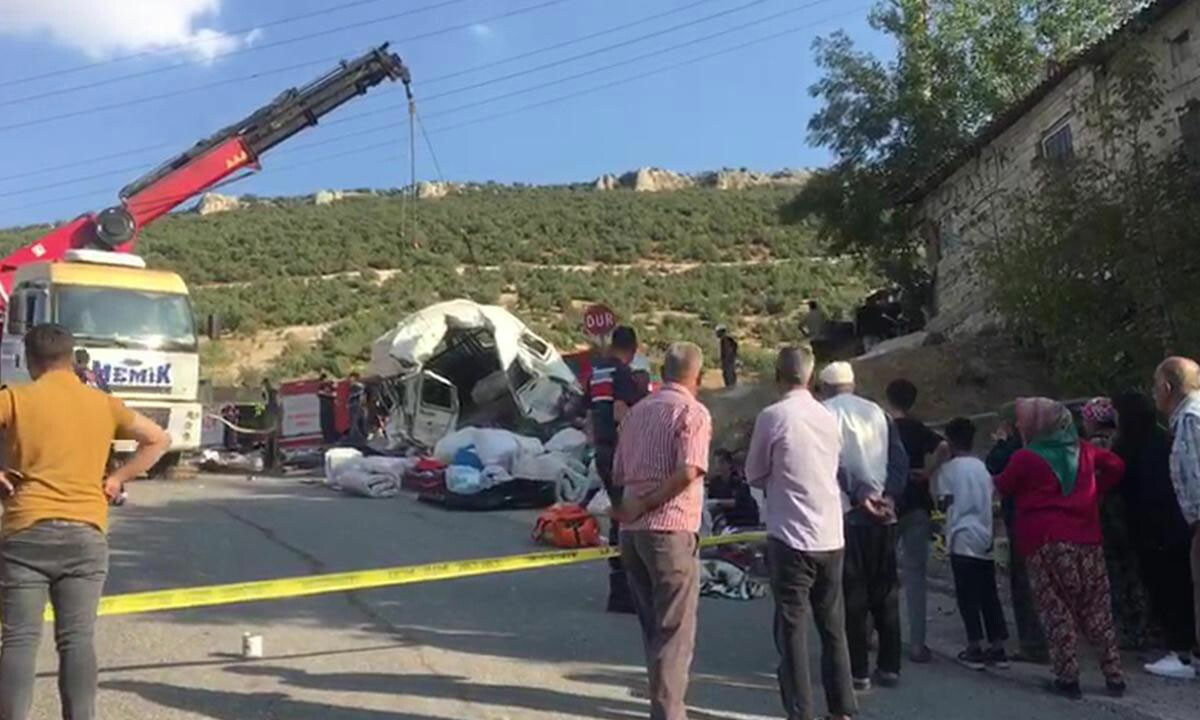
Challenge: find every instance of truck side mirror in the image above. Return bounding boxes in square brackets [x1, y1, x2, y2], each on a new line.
[205, 314, 220, 340]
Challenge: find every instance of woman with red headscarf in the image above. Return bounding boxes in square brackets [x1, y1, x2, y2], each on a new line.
[994, 398, 1127, 699]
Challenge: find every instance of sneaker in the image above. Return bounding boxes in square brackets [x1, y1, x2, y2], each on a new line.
[1144, 653, 1197, 680]
[874, 670, 900, 688]
[985, 647, 1011, 669]
[957, 647, 986, 671]
[1045, 678, 1083, 700]
[852, 677, 872, 692]
[909, 646, 933, 664]
[1105, 678, 1127, 698]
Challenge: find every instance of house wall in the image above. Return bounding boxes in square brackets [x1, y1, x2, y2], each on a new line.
[915, 0, 1200, 337]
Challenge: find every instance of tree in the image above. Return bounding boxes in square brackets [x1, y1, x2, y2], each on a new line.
[790, 0, 1142, 287]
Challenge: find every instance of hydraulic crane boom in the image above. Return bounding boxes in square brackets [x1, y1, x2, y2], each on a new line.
[0, 43, 411, 304]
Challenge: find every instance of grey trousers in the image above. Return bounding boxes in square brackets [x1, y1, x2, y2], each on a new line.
[1, 522, 109, 720]
[621, 531, 699, 720]
[898, 510, 931, 651]
[767, 538, 856, 720]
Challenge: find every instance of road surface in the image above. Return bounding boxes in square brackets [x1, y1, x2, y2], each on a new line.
[19, 475, 1165, 719]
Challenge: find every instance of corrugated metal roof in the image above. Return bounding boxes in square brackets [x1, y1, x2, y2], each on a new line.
[899, 0, 1184, 206]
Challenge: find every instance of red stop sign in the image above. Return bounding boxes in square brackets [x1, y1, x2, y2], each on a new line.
[583, 304, 617, 336]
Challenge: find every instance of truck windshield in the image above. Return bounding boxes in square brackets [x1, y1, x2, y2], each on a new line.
[55, 286, 197, 352]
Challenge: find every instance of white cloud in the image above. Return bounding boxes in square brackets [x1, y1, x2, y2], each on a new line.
[469, 23, 494, 39]
[0, 0, 258, 62]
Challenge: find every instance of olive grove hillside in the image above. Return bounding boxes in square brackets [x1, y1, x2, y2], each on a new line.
[0, 182, 877, 380]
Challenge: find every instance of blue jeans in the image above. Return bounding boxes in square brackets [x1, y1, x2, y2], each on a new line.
[0, 521, 108, 720]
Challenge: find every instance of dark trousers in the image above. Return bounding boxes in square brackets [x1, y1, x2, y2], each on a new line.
[595, 446, 631, 605]
[1, 522, 109, 720]
[950, 555, 1009, 644]
[621, 531, 699, 720]
[1003, 500, 1048, 657]
[721, 363, 737, 388]
[767, 538, 856, 720]
[843, 523, 902, 678]
[1135, 540, 1196, 654]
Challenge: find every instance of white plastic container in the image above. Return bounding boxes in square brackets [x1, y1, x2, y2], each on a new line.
[242, 632, 264, 659]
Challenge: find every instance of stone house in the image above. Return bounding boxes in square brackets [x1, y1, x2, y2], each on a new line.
[901, 0, 1200, 337]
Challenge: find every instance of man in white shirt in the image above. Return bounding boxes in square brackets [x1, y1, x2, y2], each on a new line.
[820, 362, 908, 690]
[935, 417, 1009, 670]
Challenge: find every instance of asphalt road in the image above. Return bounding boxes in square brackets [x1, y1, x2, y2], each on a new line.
[19, 475, 1162, 720]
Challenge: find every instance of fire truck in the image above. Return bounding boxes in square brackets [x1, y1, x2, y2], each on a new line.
[0, 44, 411, 470]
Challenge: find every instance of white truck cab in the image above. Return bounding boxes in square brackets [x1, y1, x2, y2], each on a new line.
[0, 250, 202, 459]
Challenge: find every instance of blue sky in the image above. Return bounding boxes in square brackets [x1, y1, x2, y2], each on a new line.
[0, 0, 890, 228]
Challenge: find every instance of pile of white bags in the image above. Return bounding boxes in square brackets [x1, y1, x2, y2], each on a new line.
[432, 426, 592, 501]
[323, 448, 416, 499]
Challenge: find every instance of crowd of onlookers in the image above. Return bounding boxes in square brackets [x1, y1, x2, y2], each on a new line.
[598, 335, 1200, 720]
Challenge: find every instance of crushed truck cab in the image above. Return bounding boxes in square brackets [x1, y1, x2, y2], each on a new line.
[0, 250, 202, 454]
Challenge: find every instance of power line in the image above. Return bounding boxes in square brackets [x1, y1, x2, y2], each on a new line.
[310, 0, 777, 129]
[0, 142, 170, 184]
[0, 0, 775, 185]
[0, 0, 400, 89]
[422, 0, 722, 85]
[0, 0, 577, 130]
[265, 0, 843, 149]
[0, 6, 864, 219]
[421, 0, 774, 102]
[0, 0, 842, 202]
[415, 110, 446, 184]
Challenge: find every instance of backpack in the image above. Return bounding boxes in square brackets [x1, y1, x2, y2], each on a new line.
[531, 503, 602, 549]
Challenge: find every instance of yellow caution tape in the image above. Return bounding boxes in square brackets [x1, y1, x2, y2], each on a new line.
[44, 531, 766, 621]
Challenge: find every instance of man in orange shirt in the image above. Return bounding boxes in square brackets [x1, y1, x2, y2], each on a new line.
[0, 324, 169, 720]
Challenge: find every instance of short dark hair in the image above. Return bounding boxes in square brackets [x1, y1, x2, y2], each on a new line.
[611, 326, 638, 352]
[776, 346, 815, 386]
[945, 417, 976, 452]
[886, 378, 918, 411]
[74, 348, 90, 365]
[808, 300, 819, 310]
[26, 324, 76, 368]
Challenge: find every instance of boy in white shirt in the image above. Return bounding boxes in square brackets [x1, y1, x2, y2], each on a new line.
[936, 417, 1010, 670]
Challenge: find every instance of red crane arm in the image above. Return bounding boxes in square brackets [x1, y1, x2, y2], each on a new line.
[0, 44, 411, 303]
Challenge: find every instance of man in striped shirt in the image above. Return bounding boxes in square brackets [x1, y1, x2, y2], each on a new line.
[613, 342, 712, 720]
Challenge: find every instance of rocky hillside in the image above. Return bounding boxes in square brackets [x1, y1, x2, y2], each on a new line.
[179, 166, 811, 216]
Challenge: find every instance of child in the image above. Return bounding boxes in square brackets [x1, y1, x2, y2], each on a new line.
[936, 417, 1010, 670]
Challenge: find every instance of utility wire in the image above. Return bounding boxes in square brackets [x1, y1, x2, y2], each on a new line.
[423, 0, 723, 85]
[261, 0, 845, 150]
[0, 142, 170, 184]
[0, 7, 863, 219]
[0, 0, 834, 201]
[0, 0, 479, 101]
[0, 0, 401, 89]
[415, 110, 446, 184]
[311, 0, 781, 129]
[0, 0, 790, 187]
[0, 0, 576, 128]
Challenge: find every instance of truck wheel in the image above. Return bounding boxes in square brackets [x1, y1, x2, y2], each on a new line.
[149, 452, 182, 479]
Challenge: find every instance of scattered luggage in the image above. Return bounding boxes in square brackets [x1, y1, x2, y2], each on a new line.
[531, 503, 603, 548]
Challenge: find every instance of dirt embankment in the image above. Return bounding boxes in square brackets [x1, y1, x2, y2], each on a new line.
[702, 335, 1056, 452]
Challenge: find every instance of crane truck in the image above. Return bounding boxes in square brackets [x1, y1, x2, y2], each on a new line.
[0, 44, 412, 470]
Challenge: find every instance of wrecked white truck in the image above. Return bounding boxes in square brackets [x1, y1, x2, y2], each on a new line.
[367, 299, 583, 448]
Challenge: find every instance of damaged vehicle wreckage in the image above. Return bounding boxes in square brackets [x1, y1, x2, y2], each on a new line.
[321, 300, 593, 510]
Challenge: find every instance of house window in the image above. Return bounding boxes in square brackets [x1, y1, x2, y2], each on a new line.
[1171, 30, 1193, 68]
[1041, 121, 1074, 162]
[1179, 101, 1200, 161]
